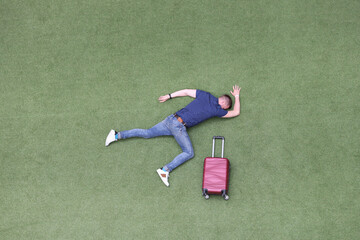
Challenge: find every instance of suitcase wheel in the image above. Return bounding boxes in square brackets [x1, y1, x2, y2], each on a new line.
[202, 189, 210, 200]
[222, 190, 229, 200]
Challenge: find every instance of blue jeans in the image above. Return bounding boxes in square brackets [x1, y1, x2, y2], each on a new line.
[119, 115, 194, 172]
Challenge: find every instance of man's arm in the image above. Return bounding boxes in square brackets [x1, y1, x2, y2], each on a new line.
[222, 85, 241, 118]
[158, 89, 196, 103]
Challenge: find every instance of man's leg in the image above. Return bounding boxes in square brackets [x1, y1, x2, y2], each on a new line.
[157, 127, 193, 187]
[119, 120, 171, 139]
[158, 115, 194, 173]
[163, 125, 194, 172]
[156, 115, 194, 187]
[105, 117, 172, 146]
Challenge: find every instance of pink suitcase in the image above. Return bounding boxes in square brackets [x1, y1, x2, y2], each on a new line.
[202, 136, 230, 200]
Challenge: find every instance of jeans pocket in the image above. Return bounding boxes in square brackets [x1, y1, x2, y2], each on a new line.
[177, 125, 183, 134]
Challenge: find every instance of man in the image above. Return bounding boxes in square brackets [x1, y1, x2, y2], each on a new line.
[105, 85, 241, 187]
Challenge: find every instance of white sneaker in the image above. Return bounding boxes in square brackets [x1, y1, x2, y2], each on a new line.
[156, 168, 170, 187]
[105, 129, 117, 146]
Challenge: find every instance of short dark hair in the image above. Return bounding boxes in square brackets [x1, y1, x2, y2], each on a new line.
[222, 94, 232, 109]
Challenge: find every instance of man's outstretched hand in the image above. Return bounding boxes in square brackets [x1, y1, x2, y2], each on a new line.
[230, 85, 241, 97]
[158, 95, 170, 103]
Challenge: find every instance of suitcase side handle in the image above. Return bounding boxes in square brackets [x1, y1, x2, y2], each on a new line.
[212, 136, 225, 158]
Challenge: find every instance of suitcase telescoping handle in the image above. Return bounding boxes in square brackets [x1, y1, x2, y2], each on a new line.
[212, 136, 225, 158]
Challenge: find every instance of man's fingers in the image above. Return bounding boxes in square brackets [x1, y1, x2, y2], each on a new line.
[234, 85, 241, 91]
[158, 95, 168, 103]
[230, 85, 241, 97]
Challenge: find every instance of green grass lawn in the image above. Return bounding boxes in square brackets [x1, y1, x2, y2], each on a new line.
[1, 0, 359, 239]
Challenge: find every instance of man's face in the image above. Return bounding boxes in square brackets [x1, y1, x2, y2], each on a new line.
[218, 97, 229, 109]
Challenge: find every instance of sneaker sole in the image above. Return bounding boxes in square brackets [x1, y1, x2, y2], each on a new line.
[105, 129, 116, 147]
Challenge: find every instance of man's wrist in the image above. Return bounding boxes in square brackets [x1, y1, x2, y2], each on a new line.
[235, 95, 239, 97]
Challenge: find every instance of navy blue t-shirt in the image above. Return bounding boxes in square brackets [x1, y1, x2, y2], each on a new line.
[175, 90, 228, 128]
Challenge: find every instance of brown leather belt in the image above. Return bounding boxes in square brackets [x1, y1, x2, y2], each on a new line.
[174, 113, 186, 127]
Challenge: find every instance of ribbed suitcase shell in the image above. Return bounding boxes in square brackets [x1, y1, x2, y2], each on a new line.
[202, 157, 229, 194]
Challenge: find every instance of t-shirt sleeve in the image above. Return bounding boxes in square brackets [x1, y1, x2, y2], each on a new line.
[217, 108, 228, 117]
[195, 89, 206, 98]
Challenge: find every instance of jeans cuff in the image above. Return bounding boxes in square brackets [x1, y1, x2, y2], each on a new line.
[163, 166, 171, 172]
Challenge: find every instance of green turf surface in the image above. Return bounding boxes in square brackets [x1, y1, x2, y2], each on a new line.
[1, 0, 359, 239]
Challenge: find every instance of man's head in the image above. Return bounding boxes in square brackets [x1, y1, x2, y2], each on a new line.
[218, 95, 232, 109]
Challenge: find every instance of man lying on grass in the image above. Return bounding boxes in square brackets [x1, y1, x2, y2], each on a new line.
[105, 85, 241, 187]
